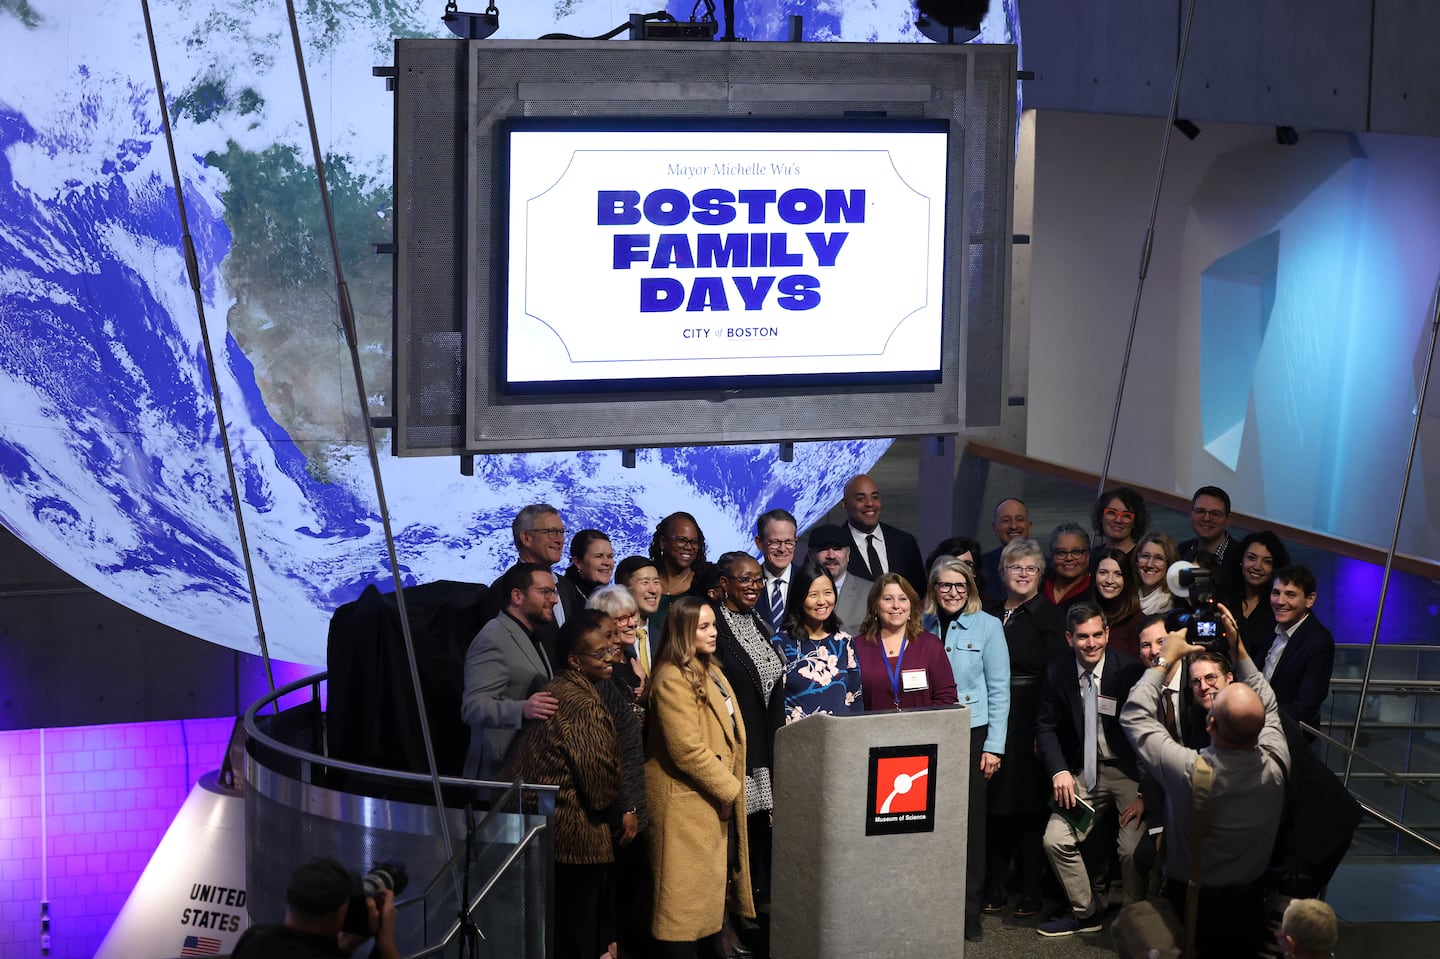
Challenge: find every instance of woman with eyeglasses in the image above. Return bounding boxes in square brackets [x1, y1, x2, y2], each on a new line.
[579, 594, 654, 959]
[982, 538, 1067, 920]
[923, 556, 1009, 942]
[647, 511, 713, 639]
[774, 560, 863, 722]
[1041, 522, 1093, 615]
[645, 596, 754, 959]
[711, 551, 785, 954]
[502, 610, 622, 959]
[1091, 487, 1148, 556]
[1134, 532, 1182, 615]
[588, 584, 649, 700]
[1236, 530, 1291, 651]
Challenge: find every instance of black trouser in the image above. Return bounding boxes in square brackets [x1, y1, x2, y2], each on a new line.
[614, 836, 654, 958]
[555, 862, 612, 959]
[1163, 877, 1266, 959]
[965, 725, 989, 922]
[986, 811, 1047, 903]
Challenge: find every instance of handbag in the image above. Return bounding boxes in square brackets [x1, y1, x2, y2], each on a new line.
[1111, 756, 1215, 959]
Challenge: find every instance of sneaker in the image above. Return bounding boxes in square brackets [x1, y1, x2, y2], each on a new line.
[1036, 911, 1102, 938]
[980, 893, 1005, 915]
[964, 918, 983, 942]
[1013, 896, 1043, 918]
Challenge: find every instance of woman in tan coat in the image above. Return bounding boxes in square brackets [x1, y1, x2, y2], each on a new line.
[645, 595, 755, 957]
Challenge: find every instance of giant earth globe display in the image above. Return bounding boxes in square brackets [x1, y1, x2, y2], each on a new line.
[0, 0, 1021, 664]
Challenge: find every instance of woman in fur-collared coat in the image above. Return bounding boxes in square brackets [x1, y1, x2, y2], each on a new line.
[645, 596, 755, 956]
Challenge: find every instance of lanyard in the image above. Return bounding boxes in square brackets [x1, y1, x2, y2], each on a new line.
[884, 637, 909, 710]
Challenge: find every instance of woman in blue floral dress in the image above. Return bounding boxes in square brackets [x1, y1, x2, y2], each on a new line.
[773, 561, 864, 724]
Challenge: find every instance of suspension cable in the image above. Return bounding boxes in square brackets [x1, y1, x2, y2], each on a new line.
[278, 2, 457, 867]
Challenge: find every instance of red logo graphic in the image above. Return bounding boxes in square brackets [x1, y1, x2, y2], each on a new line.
[874, 753, 932, 815]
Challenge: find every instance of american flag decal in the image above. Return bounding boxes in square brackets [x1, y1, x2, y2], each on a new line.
[179, 935, 221, 956]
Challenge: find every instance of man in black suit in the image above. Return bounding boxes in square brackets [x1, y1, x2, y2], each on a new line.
[1035, 602, 1146, 937]
[841, 473, 926, 594]
[1247, 565, 1335, 729]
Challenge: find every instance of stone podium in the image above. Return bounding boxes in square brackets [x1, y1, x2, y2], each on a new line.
[770, 706, 971, 959]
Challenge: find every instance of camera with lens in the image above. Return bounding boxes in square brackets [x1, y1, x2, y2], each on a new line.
[341, 861, 409, 936]
[1163, 561, 1226, 654]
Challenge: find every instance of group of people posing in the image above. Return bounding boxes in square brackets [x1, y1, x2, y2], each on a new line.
[459, 475, 1353, 959]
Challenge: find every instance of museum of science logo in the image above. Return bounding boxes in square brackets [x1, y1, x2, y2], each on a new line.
[866, 744, 938, 836]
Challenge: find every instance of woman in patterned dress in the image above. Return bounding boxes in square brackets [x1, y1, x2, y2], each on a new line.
[773, 560, 863, 723]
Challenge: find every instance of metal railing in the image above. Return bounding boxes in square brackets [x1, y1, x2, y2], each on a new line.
[1302, 719, 1440, 856]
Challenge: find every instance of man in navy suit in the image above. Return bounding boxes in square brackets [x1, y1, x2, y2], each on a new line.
[1035, 602, 1146, 937]
[754, 507, 797, 635]
[841, 473, 926, 595]
[1248, 565, 1335, 729]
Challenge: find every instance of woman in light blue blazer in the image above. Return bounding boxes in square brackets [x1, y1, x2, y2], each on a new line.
[922, 555, 1010, 943]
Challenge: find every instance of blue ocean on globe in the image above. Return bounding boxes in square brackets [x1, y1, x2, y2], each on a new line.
[0, 0, 1019, 664]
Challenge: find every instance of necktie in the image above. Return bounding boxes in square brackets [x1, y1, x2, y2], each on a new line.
[1162, 687, 1178, 740]
[1082, 671, 1098, 791]
[770, 579, 785, 633]
[636, 625, 650, 673]
[866, 533, 883, 579]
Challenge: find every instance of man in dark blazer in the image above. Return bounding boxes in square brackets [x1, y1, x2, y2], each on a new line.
[980, 497, 1032, 605]
[461, 563, 558, 779]
[1035, 602, 1146, 937]
[1247, 565, 1335, 729]
[841, 473, 926, 595]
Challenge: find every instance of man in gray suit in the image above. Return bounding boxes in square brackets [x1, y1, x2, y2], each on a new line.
[462, 562, 559, 779]
[807, 524, 872, 634]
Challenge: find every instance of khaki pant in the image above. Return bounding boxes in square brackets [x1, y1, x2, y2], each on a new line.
[1041, 763, 1144, 915]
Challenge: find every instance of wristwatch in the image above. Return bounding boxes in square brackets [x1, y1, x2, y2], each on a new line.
[1153, 656, 1168, 670]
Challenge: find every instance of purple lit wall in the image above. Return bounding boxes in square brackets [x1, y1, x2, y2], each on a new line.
[0, 718, 235, 959]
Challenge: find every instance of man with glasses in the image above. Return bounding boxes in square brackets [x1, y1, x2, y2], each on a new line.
[483, 503, 569, 661]
[1178, 486, 1243, 602]
[754, 508, 798, 634]
[807, 523, 871, 633]
[462, 562, 560, 779]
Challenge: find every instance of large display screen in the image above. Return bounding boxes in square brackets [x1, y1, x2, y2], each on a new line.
[501, 118, 951, 395]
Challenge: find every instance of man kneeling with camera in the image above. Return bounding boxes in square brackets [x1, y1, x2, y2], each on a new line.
[230, 857, 400, 959]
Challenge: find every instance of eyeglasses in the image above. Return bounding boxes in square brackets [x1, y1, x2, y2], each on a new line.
[1005, 564, 1041, 576]
[1052, 548, 1088, 560]
[1136, 554, 1166, 568]
[612, 612, 639, 624]
[528, 586, 559, 597]
[578, 646, 621, 661]
[1190, 508, 1227, 520]
[1189, 672, 1225, 688]
[727, 573, 763, 585]
[935, 581, 968, 594]
[528, 526, 567, 539]
[1103, 508, 1135, 523]
[666, 535, 701, 548]
[764, 539, 797, 550]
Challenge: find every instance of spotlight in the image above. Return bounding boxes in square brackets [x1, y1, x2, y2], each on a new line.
[915, 1, 987, 43]
[1173, 118, 1201, 140]
[443, 0, 498, 40]
[1275, 125, 1299, 146]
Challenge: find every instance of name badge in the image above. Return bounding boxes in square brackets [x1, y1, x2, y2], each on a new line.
[901, 668, 930, 692]
[1098, 695, 1117, 717]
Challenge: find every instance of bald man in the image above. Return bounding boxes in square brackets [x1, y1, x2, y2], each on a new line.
[841, 473, 926, 594]
[1120, 615, 1288, 958]
[979, 497, 1031, 604]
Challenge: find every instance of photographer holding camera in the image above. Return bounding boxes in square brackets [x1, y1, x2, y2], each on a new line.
[230, 857, 399, 959]
[1120, 603, 1289, 957]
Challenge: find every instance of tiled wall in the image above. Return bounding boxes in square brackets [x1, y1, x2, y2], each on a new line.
[0, 717, 236, 959]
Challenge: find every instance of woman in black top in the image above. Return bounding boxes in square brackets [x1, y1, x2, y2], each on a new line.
[1236, 530, 1290, 651]
[982, 538, 1068, 919]
[712, 550, 785, 950]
